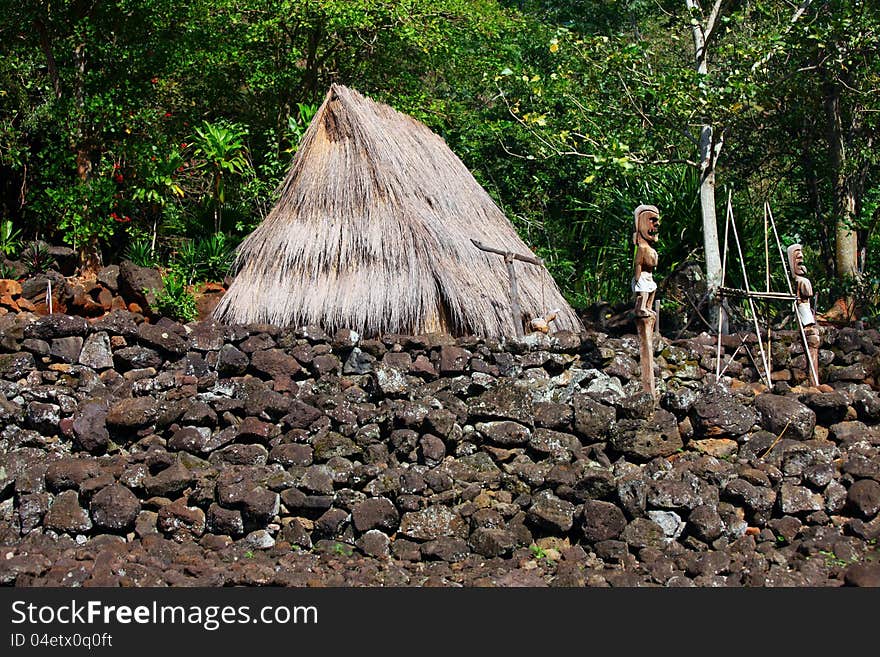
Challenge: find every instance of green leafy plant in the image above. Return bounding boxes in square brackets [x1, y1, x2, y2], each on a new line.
[191, 121, 250, 233]
[170, 239, 203, 285]
[0, 220, 23, 257]
[45, 176, 118, 272]
[332, 542, 353, 557]
[287, 103, 319, 145]
[529, 544, 548, 560]
[153, 270, 198, 322]
[0, 260, 17, 280]
[125, 236, 158, 268]
[817, 549, 855, 569]
[196, 232, 235, 282]
[21, 242, 56, 276]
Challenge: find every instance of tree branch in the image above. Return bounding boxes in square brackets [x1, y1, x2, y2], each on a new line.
[704, 0, 724, 44]
[33, 18, 61, 99]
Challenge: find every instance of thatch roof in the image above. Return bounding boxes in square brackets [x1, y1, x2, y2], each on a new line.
[214, 84, 582, 339]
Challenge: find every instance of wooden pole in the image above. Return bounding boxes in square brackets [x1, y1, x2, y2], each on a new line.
[505, 252, 525, 339]
[471, 239, 538, 338]
[767, 205, 820, 387]
[728, 198, 772, 388]
[715, 200, 731, 379]
[637, 314, 655, 397]
[764, 204, 772, 376]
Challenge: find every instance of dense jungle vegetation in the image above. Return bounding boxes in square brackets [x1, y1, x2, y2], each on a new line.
[1, 1, 878, 324]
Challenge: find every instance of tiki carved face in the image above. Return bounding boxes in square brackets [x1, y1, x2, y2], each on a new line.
[634, 205, 660, 245]
[787, 244, 806, 277]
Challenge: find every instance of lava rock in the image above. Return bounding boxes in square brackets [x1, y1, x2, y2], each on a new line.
[801, 391, 849, 426]
[527, 490, 576, 532]
[691, 388, 756, 438]
[78, 332, 114, 369]
[468, 527, 517, 557]
[724, 479, 776, 513]
[26, 402, 61, 434]
[476, 421, 531, 446]
[399, 506, 467, 541]
[352, 498, 399, 533]
[142, 462, 194, 497]
[755, 394, 816, 441]
[251, 349, 301, 378]
[687, 505, 724, 542]
[779, 483, 823, 515]
[45, 458, 102, 493]
[72, 402, 110, 453]
[621, 517, 667, 549]
[356, 530, 390, 558]
[343, 348, 375, 375]
[89, 484, 140, 531]
[610, 410, 682, 460]
[572, 393, 615, 441]
[647, 510, 685, 540]
[581, 500, 627, 542]
[114, 346, 163, 370]
[49, 336, 83, 363]
[106, 397, 158, 431]
[44, 490, 92, 534]
[844, 563, 880, 587]
[24, 314, 88, 340]
[119, 260, 163, 311]
[439, 346, 471, 374]
[0, 352, 36, 380]
[157, 499, 206, 539]
[137, 322, 187, 356]
[847, 479, 880, 518]
[421, 537, 470, 562]
[468, 383, 534, 426]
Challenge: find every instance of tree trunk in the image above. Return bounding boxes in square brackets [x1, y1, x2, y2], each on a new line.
[73, 42, 101, 278]
[699, 125, 724, 326]
[686, 0, 725, 327]
[825, 83, 859, 282]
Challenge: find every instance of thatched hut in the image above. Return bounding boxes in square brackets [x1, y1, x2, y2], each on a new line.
[214, 84, 581, 339]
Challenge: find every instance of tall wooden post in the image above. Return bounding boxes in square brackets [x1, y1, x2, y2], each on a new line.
[637, 315, 655, 396]
[503, 253, 525, 339]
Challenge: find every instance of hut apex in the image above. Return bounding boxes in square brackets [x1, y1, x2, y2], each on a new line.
[214, 84, 581, 339]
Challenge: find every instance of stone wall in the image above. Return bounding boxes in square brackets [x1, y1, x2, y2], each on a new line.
[1, 310, 879, 586]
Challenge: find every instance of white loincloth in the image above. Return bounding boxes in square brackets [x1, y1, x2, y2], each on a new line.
[632, 271, 657, 293]
[796, 301, 815, 327]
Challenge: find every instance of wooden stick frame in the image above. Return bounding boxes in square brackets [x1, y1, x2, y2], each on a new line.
[471, 239, 543, 339]
[714, 198, 820, 387]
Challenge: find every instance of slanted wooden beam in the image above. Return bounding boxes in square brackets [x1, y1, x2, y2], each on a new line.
[471, 239, 543, 265]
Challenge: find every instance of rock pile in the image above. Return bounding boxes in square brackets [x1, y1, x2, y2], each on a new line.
[1, 311, 879, 586]
[0, 263, 161, 317]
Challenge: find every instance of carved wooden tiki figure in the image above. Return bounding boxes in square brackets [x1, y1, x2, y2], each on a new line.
[632, 204, 660, 396]
[787, 244, 820, 386]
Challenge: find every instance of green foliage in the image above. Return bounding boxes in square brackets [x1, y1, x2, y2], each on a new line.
[191, 121, 251, 232]
[0, 220, 23, 257]
[164, 233, 235, 285]
[1, 0, 877, 318]
[529, 543, 548, 560]
[125, 237, 158, 269]
[21, 242, 56, 276]
[197, 233, 236, 283]
[0, 261, 17, 280]
[153, 270, 198, 323]
[43, 175, 119, 254]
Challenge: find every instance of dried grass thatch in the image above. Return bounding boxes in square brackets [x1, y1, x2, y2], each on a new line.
[214, 84, 582, 339]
